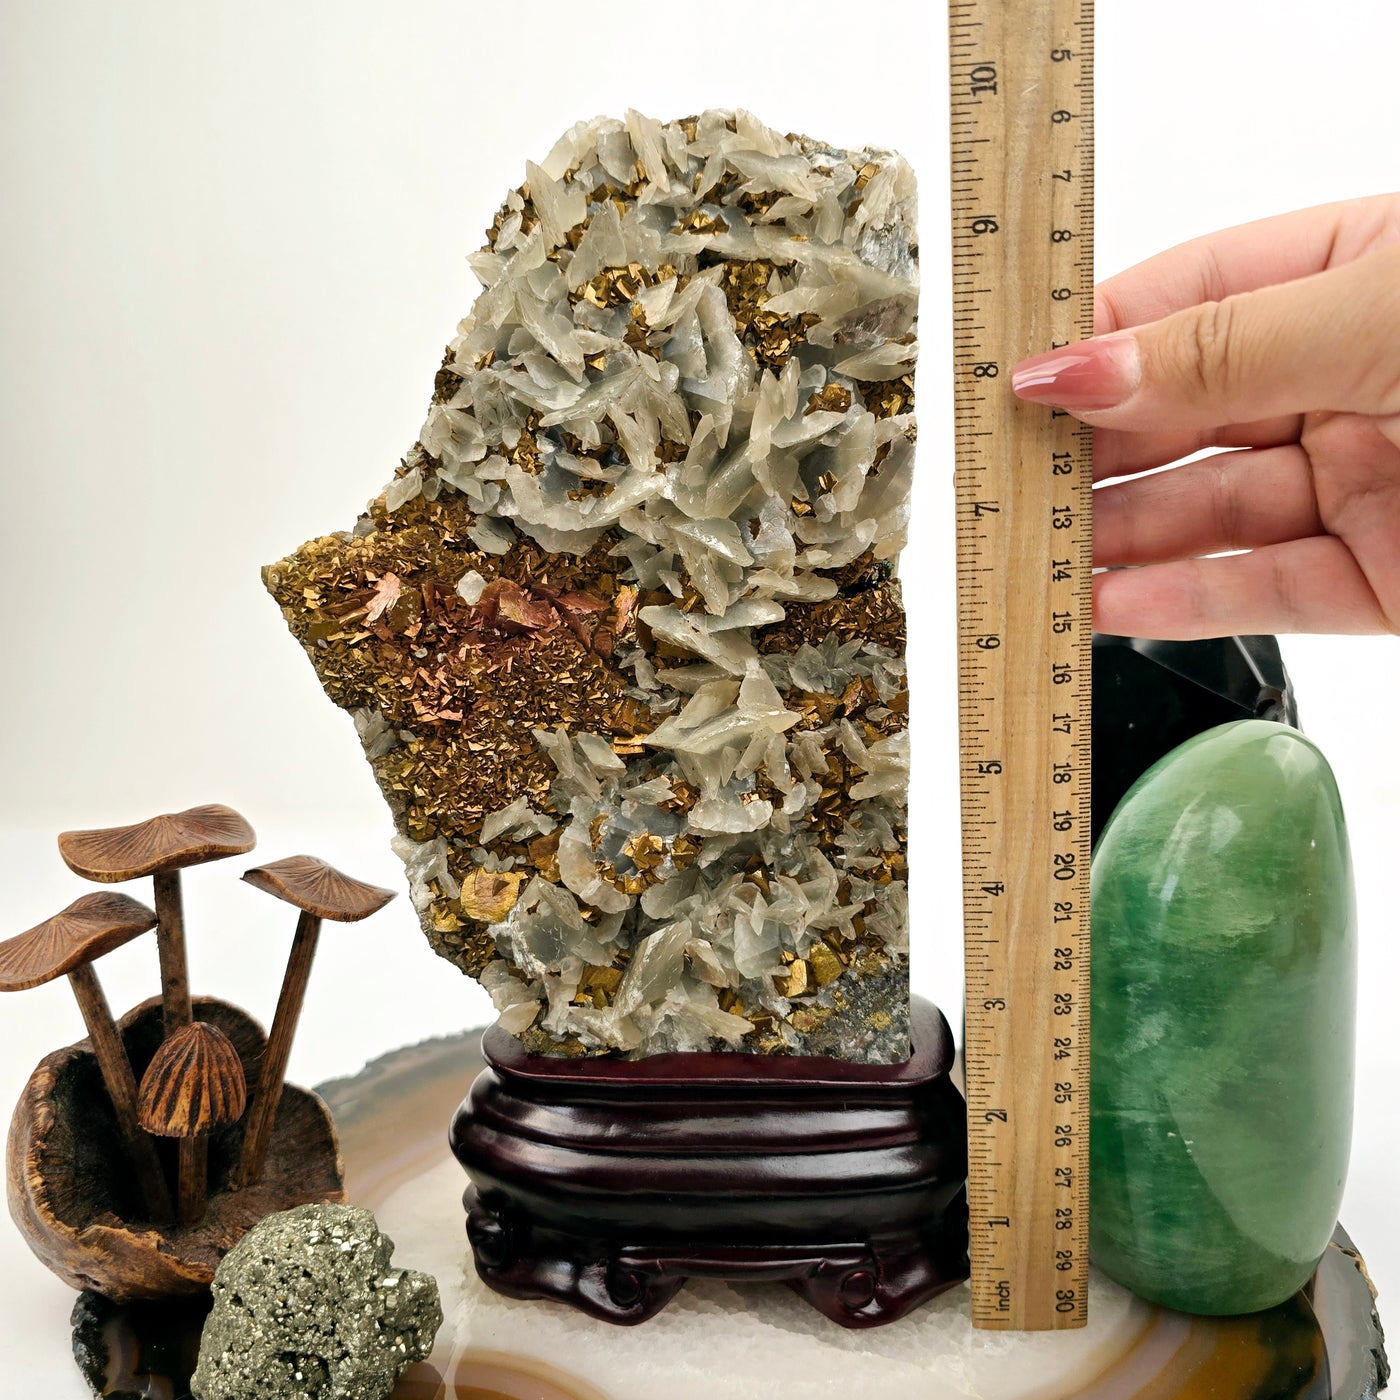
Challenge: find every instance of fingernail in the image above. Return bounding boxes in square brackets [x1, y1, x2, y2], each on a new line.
[1010, 334, 1141, 411]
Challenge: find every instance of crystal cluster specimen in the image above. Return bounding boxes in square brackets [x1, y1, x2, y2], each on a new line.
[265, 110, 917, 1061]
[1091, 720, 1356, 1315]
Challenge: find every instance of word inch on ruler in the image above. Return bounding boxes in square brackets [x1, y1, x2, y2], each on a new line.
[949, 0, 1095, 1332]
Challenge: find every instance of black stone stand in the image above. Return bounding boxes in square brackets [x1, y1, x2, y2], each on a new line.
[449, 996, 970, 1328]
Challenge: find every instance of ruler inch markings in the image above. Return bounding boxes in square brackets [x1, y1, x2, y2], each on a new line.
[950, 0, 1093, 1333]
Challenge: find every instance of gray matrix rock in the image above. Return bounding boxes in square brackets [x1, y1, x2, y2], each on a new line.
[191, 1203, 442, 1400]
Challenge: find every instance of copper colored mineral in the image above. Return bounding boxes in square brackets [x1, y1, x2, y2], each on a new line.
[265, 110, 918, 1061]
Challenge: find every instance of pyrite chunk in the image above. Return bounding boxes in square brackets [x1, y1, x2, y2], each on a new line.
[265, 111, 918, 1061]
[190, 1204, 441, 1400]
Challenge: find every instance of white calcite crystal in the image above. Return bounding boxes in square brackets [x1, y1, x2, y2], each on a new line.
[265, 110, 918, 1061]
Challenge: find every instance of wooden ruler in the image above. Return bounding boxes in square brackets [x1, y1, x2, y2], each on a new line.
[950, 0, 1095, 1331]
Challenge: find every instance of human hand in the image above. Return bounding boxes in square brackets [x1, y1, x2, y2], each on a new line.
[1009, 196, 1400, 639]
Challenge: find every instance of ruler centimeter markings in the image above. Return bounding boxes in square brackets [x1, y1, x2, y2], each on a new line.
[950, 0, 1095, 1331]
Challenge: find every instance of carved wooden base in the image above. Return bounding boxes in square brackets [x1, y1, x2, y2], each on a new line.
[450, 996, 969, 1328]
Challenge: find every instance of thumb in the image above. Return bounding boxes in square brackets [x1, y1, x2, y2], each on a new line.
[1010, 243, 1400, 431]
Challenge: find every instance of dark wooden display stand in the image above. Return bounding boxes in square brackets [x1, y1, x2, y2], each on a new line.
[450, 996, 969, 1328]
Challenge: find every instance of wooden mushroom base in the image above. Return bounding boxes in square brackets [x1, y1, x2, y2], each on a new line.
[450, 996, 969, 1328]
[7, 995, 344, 1301]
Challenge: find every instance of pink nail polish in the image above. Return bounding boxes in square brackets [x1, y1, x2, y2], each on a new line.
[1010, 334, 1140, 411]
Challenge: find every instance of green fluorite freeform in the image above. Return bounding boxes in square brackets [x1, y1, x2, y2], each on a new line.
[1091, 719, 1356, 1315]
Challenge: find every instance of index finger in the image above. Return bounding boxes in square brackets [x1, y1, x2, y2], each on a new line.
[1094, 194, 1400, 334]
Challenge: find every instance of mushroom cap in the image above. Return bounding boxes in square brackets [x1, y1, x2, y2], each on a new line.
[137, 1021, 247, 1137]
[0, 893, 158, 992]
[241, 855, 396, 922]
[59, 805, 256, 883]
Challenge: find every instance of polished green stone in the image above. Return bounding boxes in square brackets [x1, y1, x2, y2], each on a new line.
[1090, 719, 1356, 1315]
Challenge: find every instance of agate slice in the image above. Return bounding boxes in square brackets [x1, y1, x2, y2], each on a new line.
[69, 1030, 1390, 1400]
[1091, 719, 1356, 1315]
[265, 111, 918, 1061]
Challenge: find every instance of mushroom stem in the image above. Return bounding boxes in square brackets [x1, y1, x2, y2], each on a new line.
[177, 1137, 208, 1226]
[237, 909, 322, 1186]
[66, 963, 175, 1222]
[151, 871, 193, 1038]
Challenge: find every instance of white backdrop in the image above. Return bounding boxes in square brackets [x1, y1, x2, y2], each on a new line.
[1, 1, 1398, 1387]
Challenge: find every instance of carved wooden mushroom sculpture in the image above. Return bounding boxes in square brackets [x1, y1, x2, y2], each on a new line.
[58, 805, 256, 1039]
[238, 856, 394, 1186]
[137, 1022, 246, 1226]
[0, 893, 174, 1221]
[10, 992, 345, 1299]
